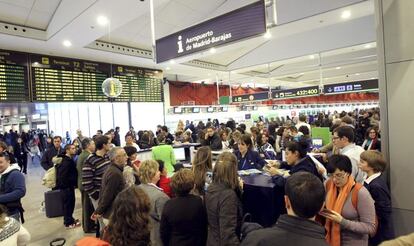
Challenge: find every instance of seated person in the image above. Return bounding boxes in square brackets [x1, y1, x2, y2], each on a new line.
[241, 172, 328, 246]
[174, 130, 185, 144]
[234, 134, 266, 170]
[257, 132, 277, 160]
[288, 126, 303, 142]
[201, 126, 222, 151]
[266, 140, 322, 186]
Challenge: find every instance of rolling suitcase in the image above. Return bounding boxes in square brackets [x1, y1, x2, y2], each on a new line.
[45, 189, 64, 218]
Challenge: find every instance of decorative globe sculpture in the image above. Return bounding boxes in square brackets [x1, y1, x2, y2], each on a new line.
[102, 77, 122, 98]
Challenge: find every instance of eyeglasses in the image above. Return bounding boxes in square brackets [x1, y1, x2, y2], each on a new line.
[328, 172, 347, 179]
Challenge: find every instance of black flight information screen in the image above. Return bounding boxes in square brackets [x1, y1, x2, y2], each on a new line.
[31, 54, 110, 102]
[30, 54, 163, 102]
[112, 65, 163, 102]
[0, 50, 30, 102]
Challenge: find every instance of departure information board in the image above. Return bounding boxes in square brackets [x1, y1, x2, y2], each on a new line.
[30, 55, 163, 102]
[0, 50, 30, 102]
[31, 54, 110, 102]
[112, 65, 163, 102]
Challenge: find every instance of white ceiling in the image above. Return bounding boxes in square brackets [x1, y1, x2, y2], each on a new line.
[0, 0, 61, 30]
[0, 0, 378, 89]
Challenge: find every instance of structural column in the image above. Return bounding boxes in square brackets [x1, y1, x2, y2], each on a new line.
[375, 0, 414, 236]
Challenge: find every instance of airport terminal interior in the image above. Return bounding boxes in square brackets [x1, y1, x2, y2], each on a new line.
[0, 0, 414, 245]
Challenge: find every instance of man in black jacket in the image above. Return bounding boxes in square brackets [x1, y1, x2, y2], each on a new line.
[113, 127, 121, 147]
[41, 136, 63, 170]
[92, 147, 126, 224]
[56, 144, 79, 229]
[241, 172, 328, 246]
[202, 126, 222, 151]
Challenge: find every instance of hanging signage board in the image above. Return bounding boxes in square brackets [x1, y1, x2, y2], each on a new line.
[271, 86, 320, 99]
[155, 0, 266, 63]
[231, 91, 269, 103]
[323, 79, 378, 94]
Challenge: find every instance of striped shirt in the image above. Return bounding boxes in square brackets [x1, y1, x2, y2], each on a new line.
[82, 153, 110, 200]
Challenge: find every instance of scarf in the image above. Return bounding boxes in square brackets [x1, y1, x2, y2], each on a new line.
[325, 176, 356, 246]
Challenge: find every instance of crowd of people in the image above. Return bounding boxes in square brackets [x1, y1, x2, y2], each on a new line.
[0, 107, 412, 245]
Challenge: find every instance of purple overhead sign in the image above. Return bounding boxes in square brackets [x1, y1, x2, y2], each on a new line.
[155, 0, 266, 63]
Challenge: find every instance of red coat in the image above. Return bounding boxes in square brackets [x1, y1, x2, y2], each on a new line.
[158, 175, 172, 198]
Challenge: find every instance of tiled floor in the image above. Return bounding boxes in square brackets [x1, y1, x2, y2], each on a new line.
[22, 157, 93, 246]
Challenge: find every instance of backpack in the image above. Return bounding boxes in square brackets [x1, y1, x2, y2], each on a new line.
[351, 183, 378, 237]
[42, 156, 62, 189]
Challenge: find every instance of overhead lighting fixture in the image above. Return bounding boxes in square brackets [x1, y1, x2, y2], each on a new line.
[364, 44, 372, 49]
[309, 55, 315, 59]
[154, 71, 159, 74]
[264, 31, 272, 39]
[165, 67, 171, 70]
[336, 66, 341, 70]
[97, 15, 109, 26]
[370, 77, 376, 80]
[209, 48, 216, 54]
[341, 10, 351, 19]
[62, 40, 72, 47]
[169, 60, 175, 64]
[355, 73, 360, 76]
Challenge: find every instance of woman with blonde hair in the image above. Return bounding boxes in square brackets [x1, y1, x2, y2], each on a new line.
[104, 186, 151, 246]
[359, 150, 395, 245]
[138, 160, 170, 246]
[192, 146, 213, 196]
[205, 152, 243, 245]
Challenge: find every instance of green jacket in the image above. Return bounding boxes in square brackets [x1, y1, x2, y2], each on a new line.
[76, 150, 91, 190]
[151, 144, 176, 174]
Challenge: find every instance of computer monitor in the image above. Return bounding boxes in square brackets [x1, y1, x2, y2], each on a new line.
[192, 107, 200, 113]
[173, 148, 186, 161]
[173, 107, 182, 114]
[312, 138, 323, 148]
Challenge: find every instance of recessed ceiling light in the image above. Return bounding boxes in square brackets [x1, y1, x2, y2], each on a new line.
[165, 67, 171, 70]
[169, 60, 175, 64]
[62, 40, 72, 47]
[355, 73, 360, 75]
[364, 44, 372, 49]
[341, 10, 351, 19]
[264, 31, 272, 39]
[336, 66, 341, 70]
[154, 71, 159, 74]
[309, 55, 315, 59]
[209, 48, 216, 54]
[97, 15, 109, 26]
